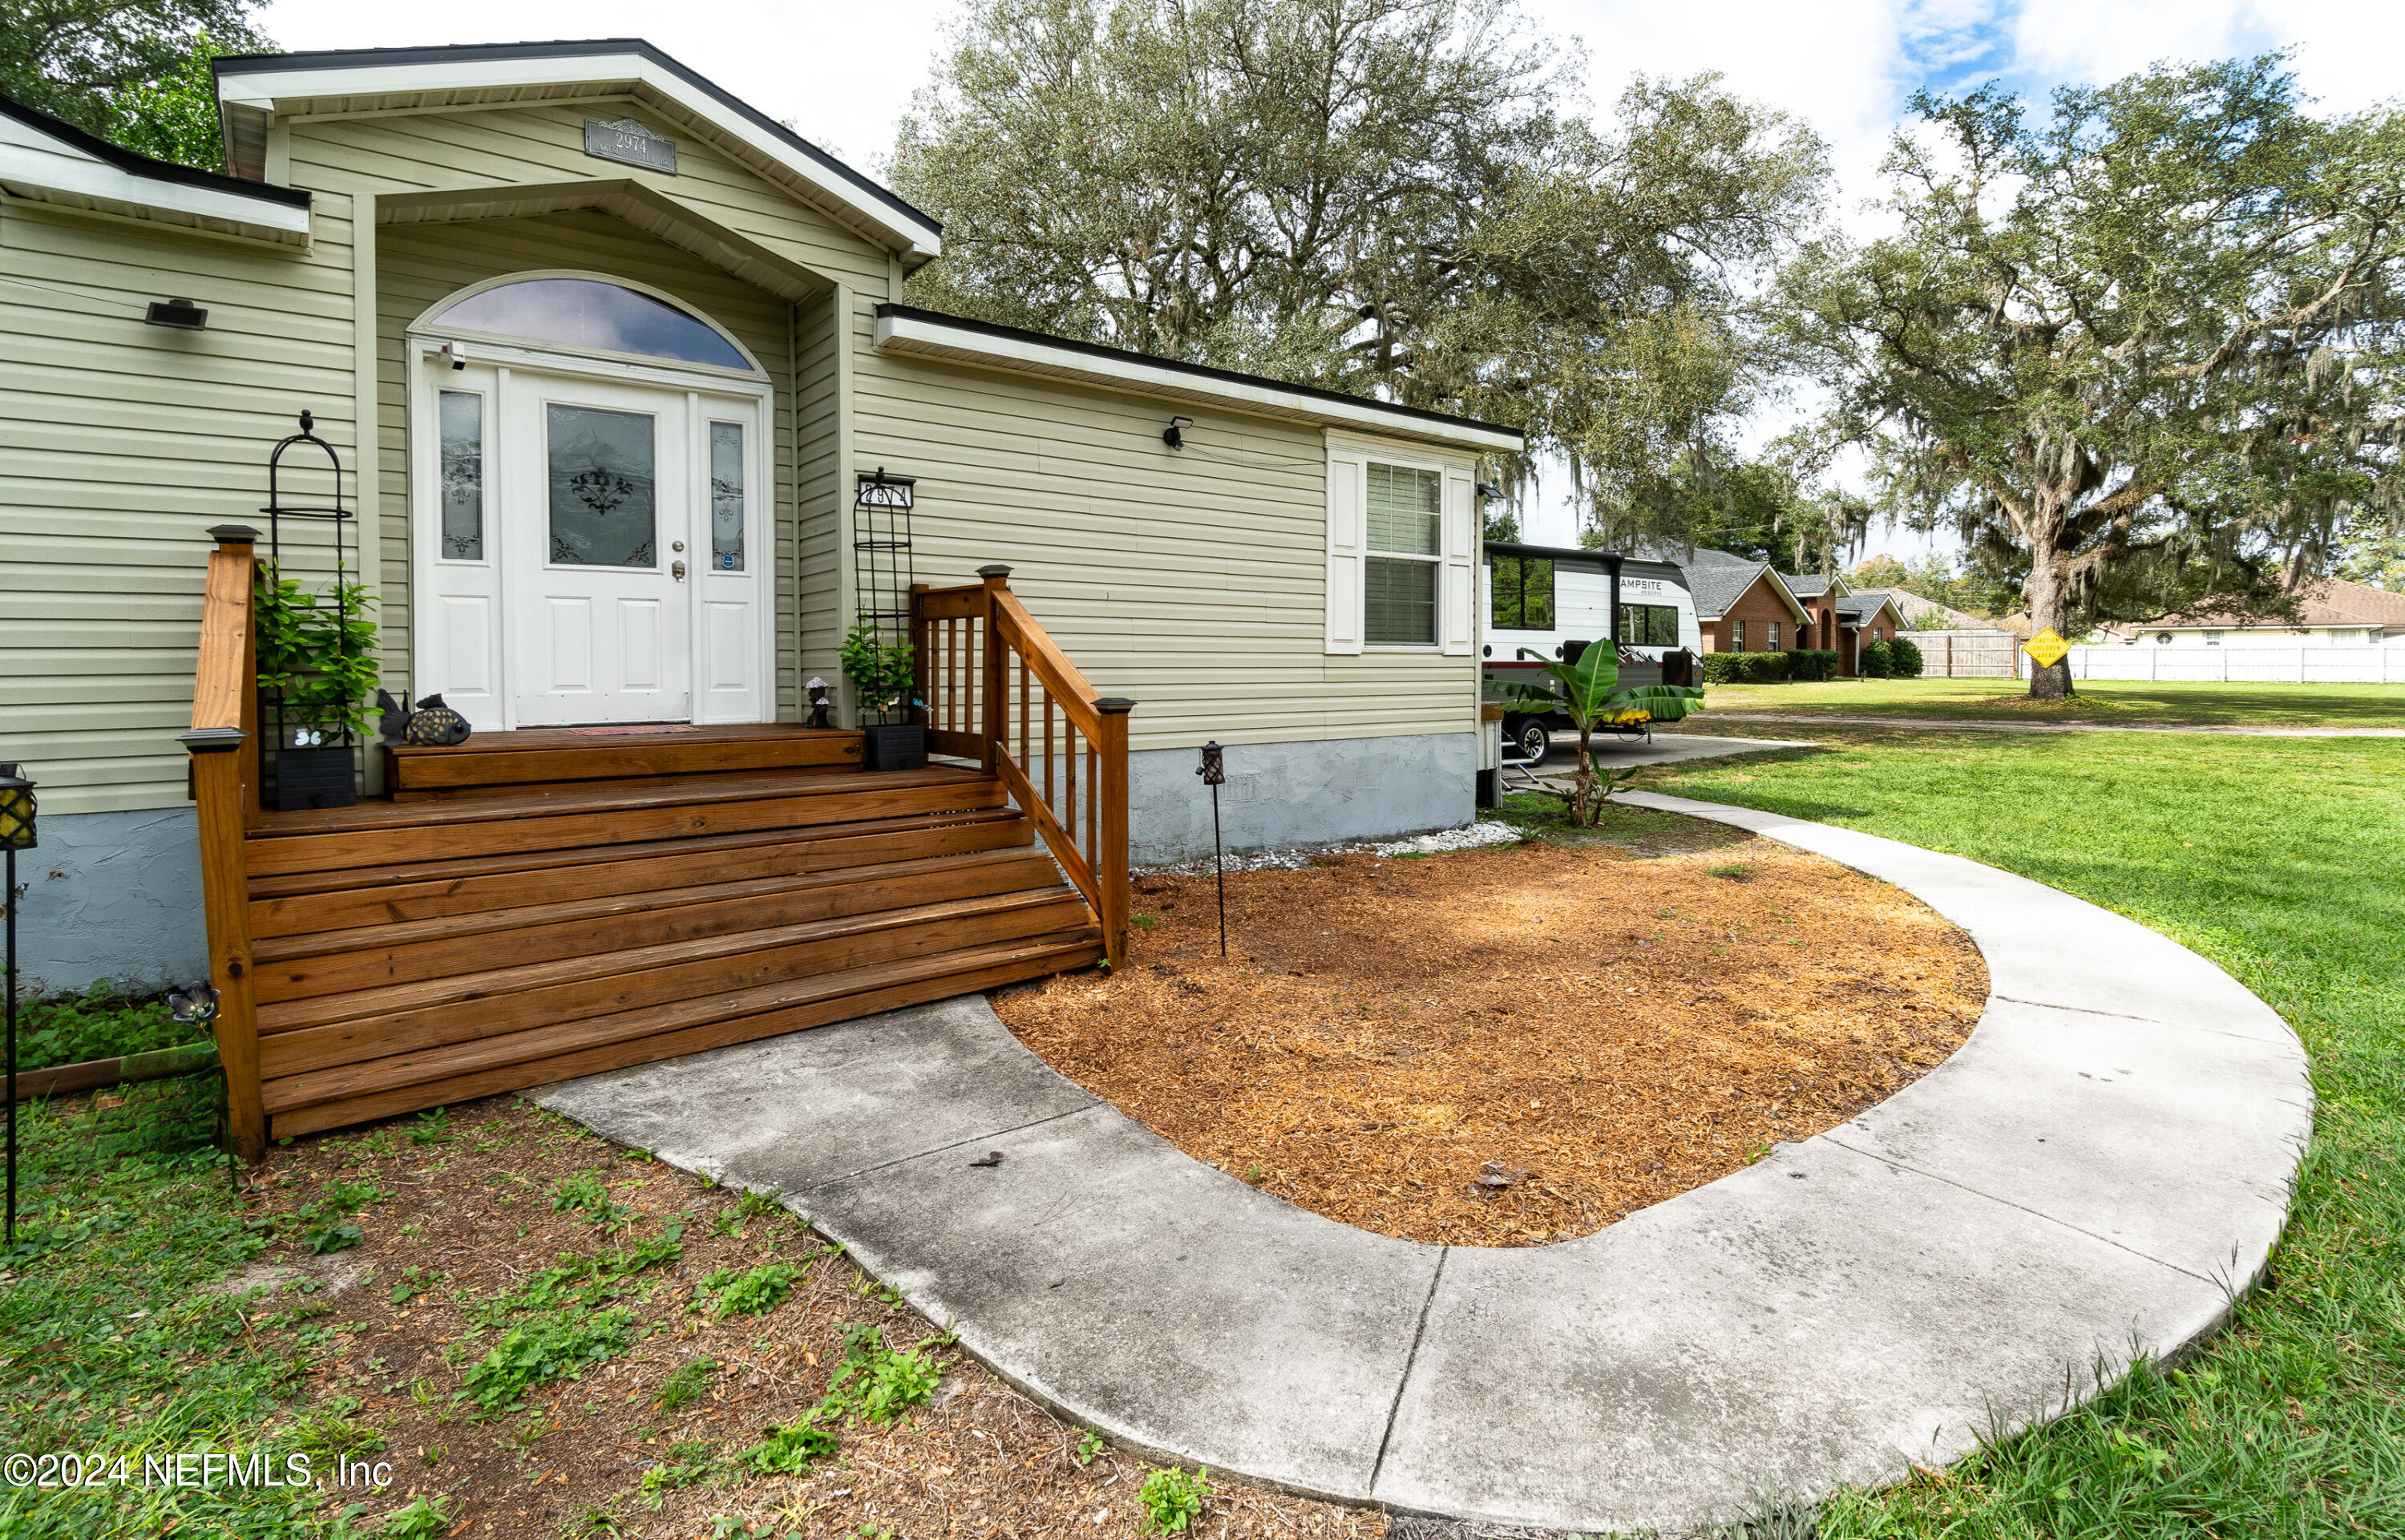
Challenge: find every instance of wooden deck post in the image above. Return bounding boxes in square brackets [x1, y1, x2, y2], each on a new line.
[1093, 697, 1135, 967]
[978, 565, 1011, 775]
[908, 581, 932, 734]
[188, 523, 265, 1161]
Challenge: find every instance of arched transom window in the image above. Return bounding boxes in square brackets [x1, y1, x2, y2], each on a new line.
[427, 277, 753, 371]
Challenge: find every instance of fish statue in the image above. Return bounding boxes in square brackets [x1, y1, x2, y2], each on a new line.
[403, 693, 471, 747]
[376, 689, 411, 746]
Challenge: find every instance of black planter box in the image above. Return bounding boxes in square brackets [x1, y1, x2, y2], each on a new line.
[861, 723, 926, 772]
[275, 745, 358, 810]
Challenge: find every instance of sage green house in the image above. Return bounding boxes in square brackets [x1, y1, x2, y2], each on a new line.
[0, 38, 1518, 993]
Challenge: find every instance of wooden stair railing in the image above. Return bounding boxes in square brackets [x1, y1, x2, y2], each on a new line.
[181, 523, 267, 1160]
[914, 564, 1134, 964]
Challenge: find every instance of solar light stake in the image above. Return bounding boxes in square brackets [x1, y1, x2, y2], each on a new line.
[1196, 742, 1227, 957]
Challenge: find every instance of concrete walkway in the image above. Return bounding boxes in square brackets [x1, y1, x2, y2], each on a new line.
[538, 796, 2312, 1534]
[1530, 729, 1817, 768]
[1690, 710, 2405, 736]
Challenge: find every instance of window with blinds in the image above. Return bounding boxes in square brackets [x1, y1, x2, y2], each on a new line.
[1365, 462, 1441, 645]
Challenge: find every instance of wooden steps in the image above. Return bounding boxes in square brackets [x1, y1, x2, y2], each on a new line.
[245, 734, 1098, 1140]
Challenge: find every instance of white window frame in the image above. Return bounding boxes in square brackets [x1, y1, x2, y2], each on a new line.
[1324, 434, 1473, 656]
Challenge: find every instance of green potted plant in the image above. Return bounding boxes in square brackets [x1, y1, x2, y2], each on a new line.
[842, 620, 924, 770]
[255, 565, 380, 810]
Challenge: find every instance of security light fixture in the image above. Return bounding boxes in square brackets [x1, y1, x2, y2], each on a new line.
[1475, 482, 1503, 502]
[855, 467, 916, 509]
[1163, 416, 1194, 450]
[144, 297, 208, 329]
[441, 340, 469, 370]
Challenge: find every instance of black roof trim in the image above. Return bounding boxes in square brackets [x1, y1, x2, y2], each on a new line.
[0, 91, 313, 208]
[1484, 540, 1618, 568]
[211, 40, 934, 238]
[877, 302, 1525, 442]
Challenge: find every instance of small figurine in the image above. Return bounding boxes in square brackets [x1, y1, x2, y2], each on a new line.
[805, 677, 833, 730]
[376, 689, 411, 745]
[402, 693, 471, 747]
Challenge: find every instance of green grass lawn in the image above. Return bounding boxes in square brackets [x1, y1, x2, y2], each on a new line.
[1635, 726, 2405, 1535]
[1694, 676, 2405, 727]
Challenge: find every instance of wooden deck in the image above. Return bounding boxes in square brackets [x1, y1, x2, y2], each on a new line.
[184, 537, 1132, 1158]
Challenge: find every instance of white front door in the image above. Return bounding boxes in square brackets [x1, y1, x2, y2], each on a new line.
[410, 348, 770, 730]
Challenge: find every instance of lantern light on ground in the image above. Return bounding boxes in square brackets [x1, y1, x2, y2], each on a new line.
[1195, 742, 1227, 957]
[0, 762, 35, 1247]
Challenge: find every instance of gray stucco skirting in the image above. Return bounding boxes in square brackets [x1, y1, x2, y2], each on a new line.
[539, 792, 2313, 1533]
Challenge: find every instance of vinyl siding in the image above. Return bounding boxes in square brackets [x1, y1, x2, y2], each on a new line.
[852, 328, 1483, 752]
[0, 195, 357, 815]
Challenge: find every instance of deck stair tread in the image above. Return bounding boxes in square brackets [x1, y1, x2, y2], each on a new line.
[252, 846, 1056, 964]
[245, 806, 1027, 904]
[261, 932, 1103, 1138]
[259, 764, 988, 835]
[256, 883, 1090, 1034]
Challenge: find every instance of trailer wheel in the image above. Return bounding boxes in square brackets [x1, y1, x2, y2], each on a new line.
[1509, 717, 1551, 766]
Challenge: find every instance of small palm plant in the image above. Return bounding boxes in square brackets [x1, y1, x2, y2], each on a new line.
[1498, 643, 1703, 827]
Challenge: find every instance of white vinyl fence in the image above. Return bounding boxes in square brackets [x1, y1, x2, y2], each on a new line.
[2067, 644, 2405, 685]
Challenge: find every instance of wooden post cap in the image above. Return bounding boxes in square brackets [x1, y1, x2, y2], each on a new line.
[179, 726, 249, 754]
[976, 564, 1013, 580]
[1094, 697, 1137, 713]
[208, 523, 262, 547]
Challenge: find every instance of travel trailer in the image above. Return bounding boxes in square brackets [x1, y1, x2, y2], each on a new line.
[1479, 542, 1698, 764]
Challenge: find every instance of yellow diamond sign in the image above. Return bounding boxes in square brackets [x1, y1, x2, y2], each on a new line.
[2023, 628, 2071, 669]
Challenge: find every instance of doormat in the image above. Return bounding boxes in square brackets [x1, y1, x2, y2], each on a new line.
[568, 724, 705, 736]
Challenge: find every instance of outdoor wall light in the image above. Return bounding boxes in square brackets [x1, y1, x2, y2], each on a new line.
[1475, 482, 1503, 502]
[1163, 415, 1194, 450]
[144, 297, 208, 329]
[440, 341, 468, 370]
[0, 764, 33, 851]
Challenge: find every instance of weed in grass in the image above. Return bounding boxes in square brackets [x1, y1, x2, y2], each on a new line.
[410, 1106, 453, 1145]
[638, 1440, 724, 1508]
[657, 1355, 722, 1411]
[701, 1261, 803, 1318]
[549, 1169, 629, 1226]
[1075, 1429, 1106, 1466]
[389, 1264, 446, 1304]
[1139, 1465, 1211, 1533]
[1708, 863, 1753, 880]
[460, 1309, 637, 1411]
[1132, 912, 1161, 931]
[737, 1417, 841, 1475]
[308, 1219, 365, 1254]
[379, 1494, 455, 1539]
[16, 982, 208, 1070]
[816, 1324, 943, 1428]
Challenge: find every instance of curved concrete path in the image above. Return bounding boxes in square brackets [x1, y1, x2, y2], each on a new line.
[538, 794, 2312, 1533]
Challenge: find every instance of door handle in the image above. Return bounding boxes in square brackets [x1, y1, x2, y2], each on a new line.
[672, 560, 686, 581]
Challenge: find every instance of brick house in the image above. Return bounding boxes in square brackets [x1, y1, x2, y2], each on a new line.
[1679, 550, 1812, 655]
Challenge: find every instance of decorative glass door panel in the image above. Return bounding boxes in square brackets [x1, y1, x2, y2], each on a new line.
[545, 404, 659, 568]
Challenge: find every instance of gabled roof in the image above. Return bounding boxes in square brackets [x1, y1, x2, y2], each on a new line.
[1663, 547, 1809, 624]
[1853, 587, 1992, 631]
[1781, 572, 1849, 600]
[874, 304, 1524, 453]
[1836, 592, 1905, 629]
[0, 90, 311, 245]
[212, 40, 940, 262]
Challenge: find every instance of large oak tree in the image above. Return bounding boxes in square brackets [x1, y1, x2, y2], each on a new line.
[1789, 56, 2405, 697]
[0, 0, 269, 168]
[890, 0, 1827, 532]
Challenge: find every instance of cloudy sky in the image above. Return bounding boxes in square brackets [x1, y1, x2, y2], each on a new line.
[257, 0, 2403, 560]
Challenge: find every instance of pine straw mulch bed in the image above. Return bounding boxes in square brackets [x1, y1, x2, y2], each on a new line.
[992, 810, 1988, 1248]
[193, 1096, 1388, 1538]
